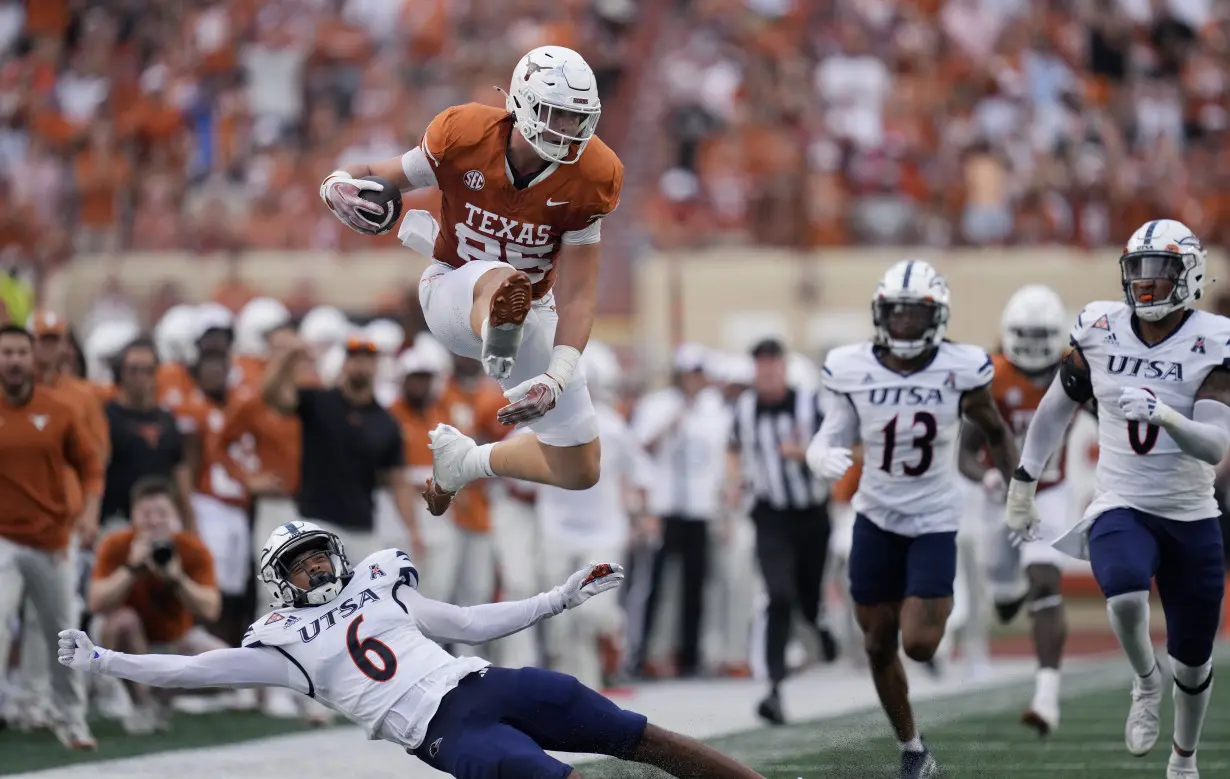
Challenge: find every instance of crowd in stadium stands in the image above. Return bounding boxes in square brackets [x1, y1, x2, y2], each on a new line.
[1, 0, 1228, 283]
[0, 0, 635, 273]
[650, 0, 1230, 249]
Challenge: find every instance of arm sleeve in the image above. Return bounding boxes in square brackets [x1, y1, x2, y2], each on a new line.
[404, 587, 558, 645]
[399, 147, 439, 190]
[812, 391, 858, 449]
[100, 647, 296, 690]
[1018, 377, 1081, 478]
[561, 220, 602, 245]
[1158, 399, 1230, 466]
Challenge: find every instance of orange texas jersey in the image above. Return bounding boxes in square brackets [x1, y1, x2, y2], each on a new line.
[420, 102, 623, 299]
[989, 353, 1069, 490]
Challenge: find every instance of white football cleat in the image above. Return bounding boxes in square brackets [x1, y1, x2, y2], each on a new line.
[1125, 668, 1165, 756]
[1167, 754, 1199, 779]
[424, 424, 478, 516]
[1020, 701, 1059, 737]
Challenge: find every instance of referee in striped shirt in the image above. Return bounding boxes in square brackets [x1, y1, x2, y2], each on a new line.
[727, 338, 836, 725]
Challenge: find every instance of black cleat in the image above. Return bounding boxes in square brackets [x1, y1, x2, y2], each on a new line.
[756, 691, 785, 726]
[816, 625, 840, 663]
[899, 744, 938, 778]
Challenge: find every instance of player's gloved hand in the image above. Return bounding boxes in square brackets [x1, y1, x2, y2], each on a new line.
[982, 468, 1007, 503]
[1118, 387, 1179, 427]
[805, 441, 854, 481]
[497, 373, 563, 427]
[550, 562, 626, 613]
[320, 170, 385, 235]
[1004, 469, 1042, 544]
[57, 629, 109, 674]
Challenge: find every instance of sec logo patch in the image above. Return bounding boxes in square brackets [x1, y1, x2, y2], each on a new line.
[463, 170, 485, 191]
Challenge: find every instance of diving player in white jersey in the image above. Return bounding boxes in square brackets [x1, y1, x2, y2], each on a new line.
[806, 259, 1019, 779]
[1005, 219, 1228, 779]
[58, 521, 765, 779]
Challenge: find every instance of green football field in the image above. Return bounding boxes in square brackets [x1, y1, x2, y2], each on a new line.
[3, 652, 1227, 778]
[582, 662, 1230, 779]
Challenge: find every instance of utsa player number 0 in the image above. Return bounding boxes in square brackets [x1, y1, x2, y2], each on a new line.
[1127, 419, 1160, 455]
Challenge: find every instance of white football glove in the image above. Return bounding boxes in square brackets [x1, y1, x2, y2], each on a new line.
[550, 562, 626, 613]
[805, 441, 854, 481]
[1118, 387, 1178, 426]
[320, 170, 385, 235]
[1003, 473, 1042, 544]
[57, 629, 109, 674]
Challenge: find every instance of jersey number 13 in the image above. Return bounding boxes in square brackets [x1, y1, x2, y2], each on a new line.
[880, 411, 938, 477]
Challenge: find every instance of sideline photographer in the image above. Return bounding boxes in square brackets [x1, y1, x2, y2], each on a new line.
[88, 476, 222, 732]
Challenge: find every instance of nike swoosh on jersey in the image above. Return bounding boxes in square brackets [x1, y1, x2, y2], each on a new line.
[546, 199, 569, 206]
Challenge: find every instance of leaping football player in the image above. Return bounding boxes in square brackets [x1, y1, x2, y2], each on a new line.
[806, 259, 1019, 779]
[959, 284, 1074, 735]
[60, 521, 765, 779]
[1005, 219, 1227, 779]
[318, 46, 621, 515]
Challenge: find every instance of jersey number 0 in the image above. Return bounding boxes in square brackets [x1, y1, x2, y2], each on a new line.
[880, 411, 938, 476]
[1127, 420, 1160, 454]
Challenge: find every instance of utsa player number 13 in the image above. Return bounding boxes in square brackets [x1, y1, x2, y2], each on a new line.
[1005, 218, 1227, 779]
[321, 45, 624, 519]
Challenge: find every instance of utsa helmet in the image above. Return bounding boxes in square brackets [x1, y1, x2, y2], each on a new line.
[258, 521, 351, 609]
[872, 259, 951, 359]
[1120, 219, 1209, 322]
[504, 46, 601, 164]
[1001, 284, 1067, 373]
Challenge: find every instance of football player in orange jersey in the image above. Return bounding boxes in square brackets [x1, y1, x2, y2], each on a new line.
[319, 46, 622, 518]
[959, 285, 1074, 736]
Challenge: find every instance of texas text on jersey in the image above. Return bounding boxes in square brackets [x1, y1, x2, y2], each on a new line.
[409, 102, 623, 299]
[823, 340, 994, 536]
[1063, 299, 1230, 527]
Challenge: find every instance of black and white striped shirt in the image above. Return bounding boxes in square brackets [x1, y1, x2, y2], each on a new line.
[729, 387, 828, 511]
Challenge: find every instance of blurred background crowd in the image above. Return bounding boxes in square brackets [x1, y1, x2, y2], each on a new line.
[3, 0, 1230, 764]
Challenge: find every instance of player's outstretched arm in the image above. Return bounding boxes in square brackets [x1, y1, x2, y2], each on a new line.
[407, 563, 625, 645]
[960, 385, 1018, 483]
[57, 630, 296, 691]
[1122, 365, 1230, 465]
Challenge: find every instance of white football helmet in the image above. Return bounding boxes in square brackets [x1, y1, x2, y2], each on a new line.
[85, 320, 141, 384]
[299, 306, 352, 352]
[872, 259, 951, 359]
[153, 305, 197, 363]
[258, 521, 351, 609]
[235, 297, 290, 357]
[363, 318, 405, 355]
[1001, 284, 1067, 373]
[1120, 219, 1209, 322]
[581, 340, 620, 403]
[193, 301, 235, 345]
[504, 46, 601, 164]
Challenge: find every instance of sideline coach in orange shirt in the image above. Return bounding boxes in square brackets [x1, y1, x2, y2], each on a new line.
[0, 324, 104, 749]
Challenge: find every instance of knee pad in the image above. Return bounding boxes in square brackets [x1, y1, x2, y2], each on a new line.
[1106, 590, 1150, 624]
[1170, 656, 1214, 696]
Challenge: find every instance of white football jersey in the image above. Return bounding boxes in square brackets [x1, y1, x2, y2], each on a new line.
[1070, 300, 1229, 523]
[823, 340, 994, 536]
[241, 549, 488, 745]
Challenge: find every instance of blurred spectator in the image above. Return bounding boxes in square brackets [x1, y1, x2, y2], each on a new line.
[627, 343, 731, 679]
[102, 337, 196, 529]
[0, 324, 103, 748]
[89, 475, 224, 734]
